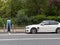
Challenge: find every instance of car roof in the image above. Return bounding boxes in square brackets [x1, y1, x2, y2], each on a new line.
[43, 20, 56, 22]
[42, 20, 58, 23]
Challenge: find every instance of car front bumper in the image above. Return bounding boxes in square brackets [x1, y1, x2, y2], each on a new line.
[25, 29, 31, 33]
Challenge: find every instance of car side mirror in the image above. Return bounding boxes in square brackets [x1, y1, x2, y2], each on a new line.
[41, 24, 44, 26]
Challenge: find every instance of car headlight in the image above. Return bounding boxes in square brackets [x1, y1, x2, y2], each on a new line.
[26, 27, 30, 29]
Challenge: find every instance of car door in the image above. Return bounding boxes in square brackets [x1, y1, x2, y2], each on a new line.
[39, 21, 50, 32]
[48, 21, 59, 32]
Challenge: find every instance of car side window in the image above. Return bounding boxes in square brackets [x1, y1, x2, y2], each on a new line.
[50, 21, 58, 25]
[44, 21, 50, 25]
[41, 21, 50, 25]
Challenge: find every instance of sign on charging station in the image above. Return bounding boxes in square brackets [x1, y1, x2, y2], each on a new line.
[7, 20, 11, 32]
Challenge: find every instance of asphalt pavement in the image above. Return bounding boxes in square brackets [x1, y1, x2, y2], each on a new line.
[0, 33, 60, 45]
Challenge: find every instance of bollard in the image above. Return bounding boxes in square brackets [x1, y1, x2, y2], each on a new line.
[4, 24, 5, 32]
[12, 24, 15, 32]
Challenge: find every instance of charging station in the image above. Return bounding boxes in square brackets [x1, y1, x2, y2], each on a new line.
[7, 20, 11, 32]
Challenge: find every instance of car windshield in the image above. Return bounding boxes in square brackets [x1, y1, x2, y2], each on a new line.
[39, 21, 47, 24]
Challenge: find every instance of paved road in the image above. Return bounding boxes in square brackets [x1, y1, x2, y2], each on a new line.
[0, 33, 60, 45]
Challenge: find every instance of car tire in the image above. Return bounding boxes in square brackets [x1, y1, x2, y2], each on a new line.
[31, 28, 37, 34]
[56, 28, 60, 34]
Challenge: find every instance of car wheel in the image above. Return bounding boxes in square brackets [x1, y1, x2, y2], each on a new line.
[56, 29, 60, 34]
[31, 28, 37, 34]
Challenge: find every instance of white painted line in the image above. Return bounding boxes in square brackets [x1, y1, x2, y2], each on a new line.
[0, 33, 60, 36]
[8, 33, 60, 36]
[0, 33, 30, 36]
[8, 33, 11, 35]
[0, 38, 60, 41]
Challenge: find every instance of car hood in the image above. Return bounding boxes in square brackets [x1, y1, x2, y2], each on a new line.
[26, 24, 39, 27]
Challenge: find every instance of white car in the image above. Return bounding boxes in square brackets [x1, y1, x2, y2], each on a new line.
[25, 20, 60, 34]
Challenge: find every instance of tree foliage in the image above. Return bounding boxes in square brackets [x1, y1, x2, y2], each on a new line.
[0, 0, 60, 25]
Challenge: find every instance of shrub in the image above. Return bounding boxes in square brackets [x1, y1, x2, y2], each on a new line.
[0, 18, 4, 27]
[46, 16, 57, 20]
[30, 15, 46, 24]
[0, 21, 4, 27]
[57, 16, 60, 22]
[16, 9, 29, 26]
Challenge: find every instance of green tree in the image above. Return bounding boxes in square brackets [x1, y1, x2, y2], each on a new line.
[16, 9, 29, 25]
[23, 0, 48, 16]
[45, 0, 60, 16]
[11, 0, 22, 18]
[0, 0, 11, 18]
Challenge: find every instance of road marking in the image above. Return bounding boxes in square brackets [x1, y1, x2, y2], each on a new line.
[7, 33, 60, 36]
[8, 33, 11, 35]
[0, 33, 60, 36]
[0, 38, 60, 41]
[14, 34, 59, 35]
